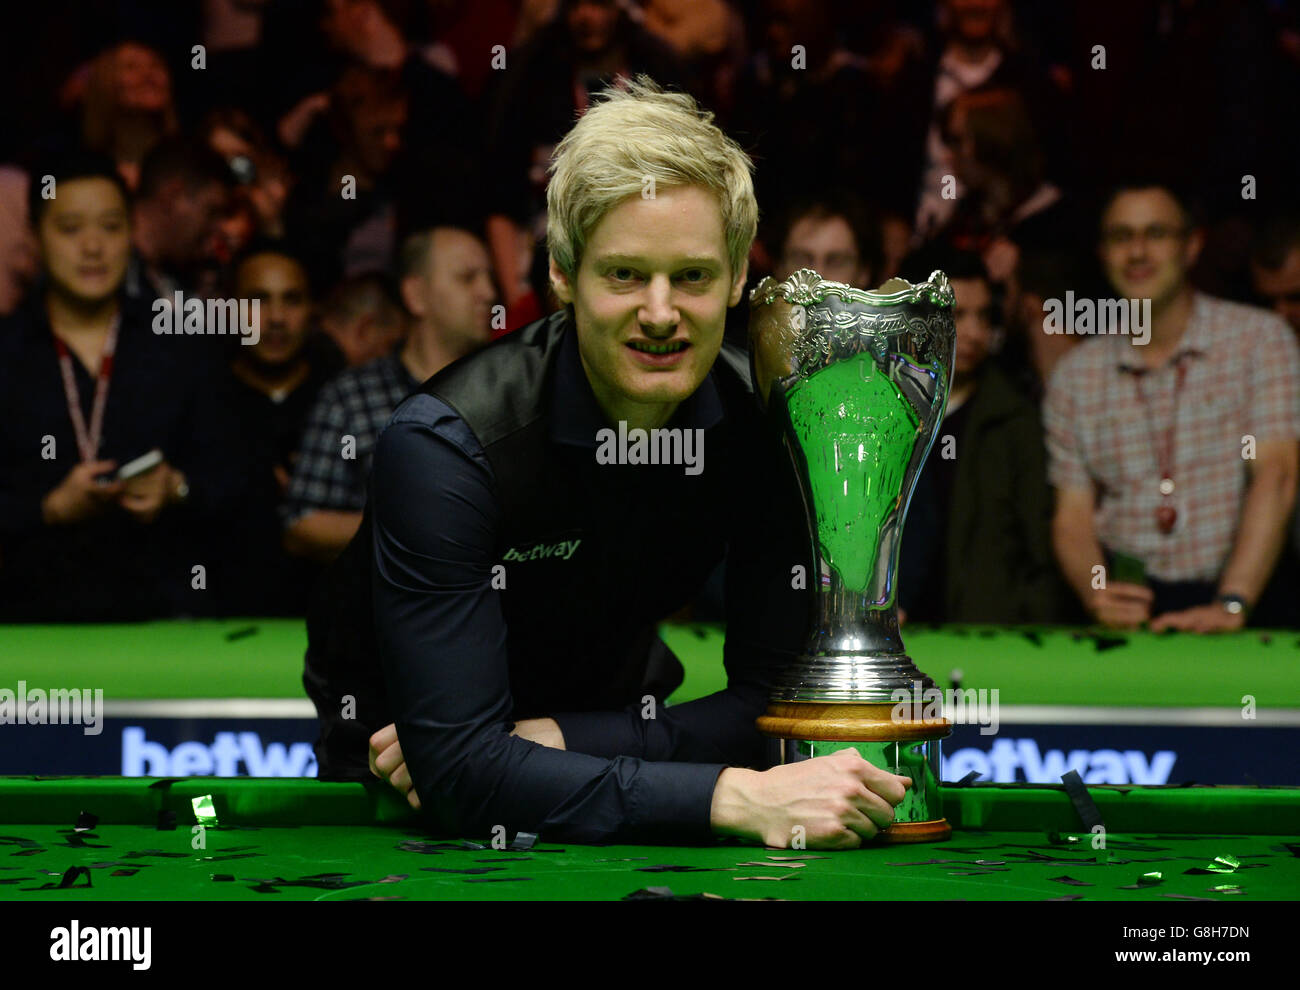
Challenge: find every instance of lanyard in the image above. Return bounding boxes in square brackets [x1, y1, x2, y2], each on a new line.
[51, 316, 120, 463]
[1132, 355, 1189, 534]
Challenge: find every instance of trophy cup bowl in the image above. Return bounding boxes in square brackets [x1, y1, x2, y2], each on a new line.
[750, 268, 956, 843]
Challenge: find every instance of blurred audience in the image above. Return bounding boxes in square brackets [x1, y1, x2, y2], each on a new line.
[318, 271, 407, 367]
[128, 137, 234, 301]
[1251, 211, 1300, 336]
[911, 0, 1062, 246]
[68, 42, 178, 191]
[730, 0, 875, 226]
[282, 224, 494, 563]
[770, 191, 882, 289]
[2, 2, 1298, 629]
[0, 167, 39, 316]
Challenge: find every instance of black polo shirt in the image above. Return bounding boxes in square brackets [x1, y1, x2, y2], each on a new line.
[368, 311, 811, 844]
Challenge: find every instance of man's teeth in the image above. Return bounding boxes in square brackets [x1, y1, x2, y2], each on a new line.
[630, 341, 687, 354]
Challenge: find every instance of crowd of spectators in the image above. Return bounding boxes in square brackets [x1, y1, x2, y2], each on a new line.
[1, 0, 1298, 630]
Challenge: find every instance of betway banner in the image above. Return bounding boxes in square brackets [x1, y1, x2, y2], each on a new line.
[0, 718, 1293, 785]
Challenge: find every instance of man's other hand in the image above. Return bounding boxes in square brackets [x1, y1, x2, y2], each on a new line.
[369, 723, 420, 810]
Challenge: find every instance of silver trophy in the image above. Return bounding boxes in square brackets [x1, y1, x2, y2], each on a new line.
[750, 269, 956, 842]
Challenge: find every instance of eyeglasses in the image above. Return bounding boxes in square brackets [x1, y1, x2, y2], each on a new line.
[1100, 224, 1187, 247]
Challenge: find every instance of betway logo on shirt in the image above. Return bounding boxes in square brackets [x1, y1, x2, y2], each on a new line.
[502, 539, 582, 562]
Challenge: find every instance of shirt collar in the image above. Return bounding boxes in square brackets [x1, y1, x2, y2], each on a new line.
[549, 317, 725, 448]
[1115, 292, 1213, 372]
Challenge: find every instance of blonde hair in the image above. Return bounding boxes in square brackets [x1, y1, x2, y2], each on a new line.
[546, 75, 757, 282]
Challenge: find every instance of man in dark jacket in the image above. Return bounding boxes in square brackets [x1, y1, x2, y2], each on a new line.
[900, 250, 1073, 624]
[305, 77, 912, 848]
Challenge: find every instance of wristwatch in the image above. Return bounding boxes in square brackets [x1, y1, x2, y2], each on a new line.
[1215, 594, 1248, 616]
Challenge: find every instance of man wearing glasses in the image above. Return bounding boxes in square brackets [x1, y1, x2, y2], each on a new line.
[1044, 181, 1299, 631]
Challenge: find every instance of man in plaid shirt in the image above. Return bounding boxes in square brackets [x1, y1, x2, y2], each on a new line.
[1045, 181, 1300, 631]
[282, 225, 495, 562]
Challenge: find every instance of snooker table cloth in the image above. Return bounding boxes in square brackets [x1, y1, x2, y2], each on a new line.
[0, 776, 1296, 901]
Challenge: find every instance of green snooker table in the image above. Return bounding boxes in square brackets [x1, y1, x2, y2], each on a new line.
[3, 618, 1296, 711]
[1, 776, 1296, 901]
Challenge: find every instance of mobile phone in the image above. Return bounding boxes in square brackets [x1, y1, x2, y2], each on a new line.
[1111, 551, 1147, 587]
[116, 448, 165, 482]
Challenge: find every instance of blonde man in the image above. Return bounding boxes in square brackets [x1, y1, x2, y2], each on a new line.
[309, 77, 910, 847]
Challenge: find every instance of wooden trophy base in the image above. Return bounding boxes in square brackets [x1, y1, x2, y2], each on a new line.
[757, 702, 952, 845]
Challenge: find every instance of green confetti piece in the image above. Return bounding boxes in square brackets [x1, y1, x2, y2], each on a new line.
[1211, 884, 1241, 893]
[1205, 853, 1240, 874]
[192, 794, 219, 826]
[1137, 872, 1163, 886]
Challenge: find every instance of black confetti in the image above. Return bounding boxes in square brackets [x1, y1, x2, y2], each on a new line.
[0, 836, 42, 848]
[121, 849, 188, 859]
[74, 811, 98, 832]
[420, 866, 505, 875]
[57, 867, 92, 889]
[636, 864, 734, 873]
[507, 832, 538, 851]
[463, 877, 533, 883]
[1048, 876, 1093, 886]
[623, 886, 678, 900]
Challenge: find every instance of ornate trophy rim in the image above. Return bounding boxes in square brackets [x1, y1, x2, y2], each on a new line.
[750, 268, 955, 310]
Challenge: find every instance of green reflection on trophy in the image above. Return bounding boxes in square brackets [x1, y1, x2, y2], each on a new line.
[750, 268, 957, 843]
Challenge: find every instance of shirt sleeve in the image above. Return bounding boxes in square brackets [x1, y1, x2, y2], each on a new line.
[371, 394, 727, 845]
[1245, 314, 1300, 445]
[1042, 356, 1091, 491]
[282, 380, 366, 524]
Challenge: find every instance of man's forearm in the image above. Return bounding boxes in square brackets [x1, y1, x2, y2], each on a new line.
[552, 682, 769, 766]
[283, 510, 363, 563]
[1217, 462, 1298, 605]
[1052, 514, 1106, 606]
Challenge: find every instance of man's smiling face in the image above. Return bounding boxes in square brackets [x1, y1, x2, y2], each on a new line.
[550, 184, 747, 427]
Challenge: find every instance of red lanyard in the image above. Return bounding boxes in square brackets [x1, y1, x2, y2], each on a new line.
[52, 316, 120, 462]
[1132, 355, 1189, 534]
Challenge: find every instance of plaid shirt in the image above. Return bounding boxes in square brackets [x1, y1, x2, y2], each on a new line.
[1044, 293, 1300, 581]
[282, 352, 417, 525]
